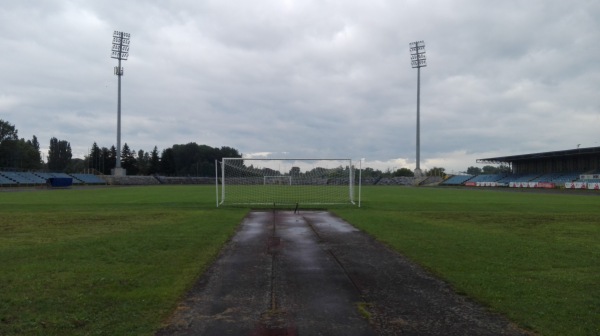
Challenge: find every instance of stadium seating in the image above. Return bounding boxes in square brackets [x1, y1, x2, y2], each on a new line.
[376, 177, 416, 186]
[469, 174, 505, 183]
[551, 172, 581, 184]
[441, 175, 473, 185]
[31, 172, 81, 184]
[0, 169, 597, 190]
[0, 171, 37, 184]
[0, 171, 107, 187]
[531, 173, 562, 182]
[22, 172, 47, 184]
[0, 173, 17, 186]
[102, 176, 159, 185]
[496, 173, 539, 183]
[70, 174, 106, 184]
[531, 172, 585, 184]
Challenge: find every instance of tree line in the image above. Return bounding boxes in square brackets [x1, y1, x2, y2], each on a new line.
[87, 142, 241, 176]
[0, 119, 42, 170]
[465, 165, 511, 175]
[0, 119, 241, 176]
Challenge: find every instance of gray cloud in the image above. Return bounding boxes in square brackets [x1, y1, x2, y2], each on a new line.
[1, 0, 599, 173]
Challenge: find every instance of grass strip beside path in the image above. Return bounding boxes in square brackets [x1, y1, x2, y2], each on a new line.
[335, 187, 600, 336]
[0, 186, 245, 335]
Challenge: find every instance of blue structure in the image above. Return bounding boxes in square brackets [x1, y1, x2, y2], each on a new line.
[47, 177, 73, 188]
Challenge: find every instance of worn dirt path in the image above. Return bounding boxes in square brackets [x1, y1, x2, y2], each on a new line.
[156, 211, 531, 336]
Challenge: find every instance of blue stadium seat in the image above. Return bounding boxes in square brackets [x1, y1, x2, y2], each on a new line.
[0, 173, 17, 185]
[70, 174, 106, 184]
[470, 174, 505, 183]
[0, 171, 35, 184]
[441, 175, 473, 185]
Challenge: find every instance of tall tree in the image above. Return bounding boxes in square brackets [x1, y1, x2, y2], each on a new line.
[47, 137, 72, 172]
[466, 166, 482, 175]
[136, 149, 150, 175]
[101, 147, 112, 175]
[149, 146, 160, 175]
[109, 146, 117, 173]
[0, 138, 41, 169]
[427, 167, 446, 177]
[65, 158, 85, 173]
[88, 142, 101, 172]
[120, 143, 138, 174]
[160, 148, 176, 176]
[25, 136, 42, 168]
[289, 166, 301, 176]
[219, 146, 241, 159]
[482, 165, 503, 174]
[0, 120, 19, 168]
[0, 119, 18, 144]
[361, 167, 381, 178]
[29, 135, 40, 153]
[394, 168, 414, 177]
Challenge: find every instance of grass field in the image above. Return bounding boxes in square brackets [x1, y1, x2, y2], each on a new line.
[221, 184, 352, 205]
[0, 185, 598, 335]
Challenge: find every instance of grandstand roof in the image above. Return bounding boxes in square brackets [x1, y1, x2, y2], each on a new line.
[477, 146, 600, 164]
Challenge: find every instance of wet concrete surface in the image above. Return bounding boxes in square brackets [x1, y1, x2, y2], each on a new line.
[156, 211, 531, 336]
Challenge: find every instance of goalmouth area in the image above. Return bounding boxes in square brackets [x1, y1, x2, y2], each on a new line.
[216, 158, 361, 207]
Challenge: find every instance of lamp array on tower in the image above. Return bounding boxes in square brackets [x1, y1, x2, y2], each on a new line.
[110, 31, 130, 174]
[409, 40, 426, 177]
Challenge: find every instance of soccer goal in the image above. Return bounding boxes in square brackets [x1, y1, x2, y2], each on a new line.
[216, 158, 361, 207]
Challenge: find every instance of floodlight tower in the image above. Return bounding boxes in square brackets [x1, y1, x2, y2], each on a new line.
[410, 40, 426, 177]
[111, 31, 130, 175]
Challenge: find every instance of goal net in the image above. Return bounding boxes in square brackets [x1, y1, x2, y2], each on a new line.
[216, 158, 361, 207]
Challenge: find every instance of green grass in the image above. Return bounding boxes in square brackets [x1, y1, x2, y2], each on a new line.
[225, 184, 349, 205]
[0, 186, 246, 335]
[1, 185, 599, 335]
[335, 187, 600, 336]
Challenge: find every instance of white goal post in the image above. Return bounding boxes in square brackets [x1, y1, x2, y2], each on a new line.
[216, 158, 361, 207]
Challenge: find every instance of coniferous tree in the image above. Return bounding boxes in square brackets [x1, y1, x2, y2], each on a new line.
[109, 146, 117, 173]
[149, 146, 160, 175]
[101, 147, 112, 174]
[24, 136, 42, 169]
[89, 142, 101, 172]
[136, 149, 150, 175]
[30, 135, 40, 153]
[121, 143, 138, 174]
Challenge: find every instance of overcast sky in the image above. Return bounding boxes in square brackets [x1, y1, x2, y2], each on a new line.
[1, 0, 599, 173]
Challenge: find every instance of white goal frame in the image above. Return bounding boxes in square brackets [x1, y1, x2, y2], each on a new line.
[216, 158, 361, 207]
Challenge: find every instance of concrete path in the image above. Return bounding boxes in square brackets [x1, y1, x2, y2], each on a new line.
[156, 211, 531, 336]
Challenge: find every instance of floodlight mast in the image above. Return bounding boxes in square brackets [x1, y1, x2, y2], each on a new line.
[111, 31, 130, 174]
[410, 40, 426, 177]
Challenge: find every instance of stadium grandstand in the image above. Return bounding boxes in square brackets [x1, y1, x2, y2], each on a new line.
[0, 171, 106, 187]
[0, 171, 216, 188]
[3, 146, 599, 190]
[441, 146, 600, 190]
